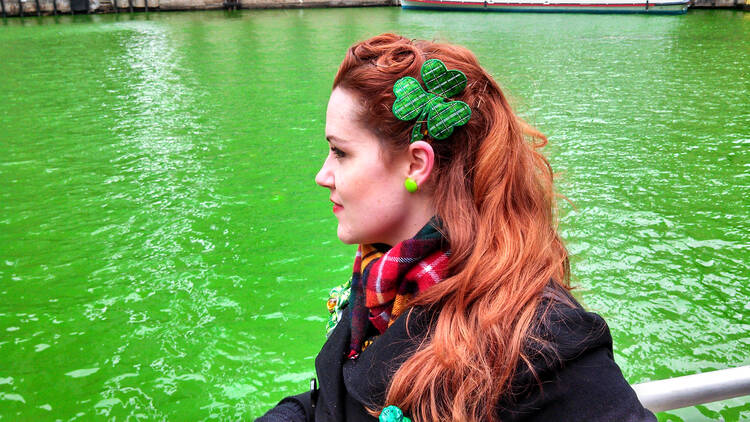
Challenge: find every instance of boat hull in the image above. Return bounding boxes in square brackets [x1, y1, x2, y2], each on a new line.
[401, 0, 689, 13]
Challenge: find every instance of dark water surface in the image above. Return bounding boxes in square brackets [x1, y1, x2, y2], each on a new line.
[0, 8, 748, 421]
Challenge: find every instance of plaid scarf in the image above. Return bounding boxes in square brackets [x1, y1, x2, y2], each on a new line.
[348, 219, 450, 359]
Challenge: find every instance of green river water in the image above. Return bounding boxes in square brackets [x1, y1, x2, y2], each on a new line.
[0, 7, 748, 421]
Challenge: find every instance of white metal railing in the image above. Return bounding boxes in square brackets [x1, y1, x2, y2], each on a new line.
[632, 366, 750, 413]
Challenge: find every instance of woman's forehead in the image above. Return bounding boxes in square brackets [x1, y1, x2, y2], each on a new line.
[325, 93, 379, 146]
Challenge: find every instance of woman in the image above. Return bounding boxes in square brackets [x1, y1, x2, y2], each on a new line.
[257, 33, 655, 422]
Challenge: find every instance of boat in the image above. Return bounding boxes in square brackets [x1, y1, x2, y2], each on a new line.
[400, 0, 690, 14]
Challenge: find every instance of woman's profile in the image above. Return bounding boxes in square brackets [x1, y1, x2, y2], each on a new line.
[257, 33, 655, 422]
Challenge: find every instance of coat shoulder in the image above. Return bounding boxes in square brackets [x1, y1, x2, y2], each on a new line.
[500, 288, 656, 422]
[527, 289, 612, 369]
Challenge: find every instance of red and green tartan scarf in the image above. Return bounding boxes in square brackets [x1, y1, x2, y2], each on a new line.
[348, 218, 450, 359]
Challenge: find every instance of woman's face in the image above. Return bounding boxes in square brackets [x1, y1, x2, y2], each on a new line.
[315, 88, 412, 246]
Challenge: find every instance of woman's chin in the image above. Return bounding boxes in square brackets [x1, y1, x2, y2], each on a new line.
[336, 226, 358, 245]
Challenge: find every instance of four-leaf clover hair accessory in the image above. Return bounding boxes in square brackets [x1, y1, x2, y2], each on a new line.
[392, 59, 472, 143]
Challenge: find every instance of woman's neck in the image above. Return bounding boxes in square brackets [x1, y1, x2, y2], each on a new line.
[380, 196, 436, 247]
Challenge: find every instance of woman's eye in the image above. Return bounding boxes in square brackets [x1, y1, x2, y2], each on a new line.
[330, 146, 346, 158]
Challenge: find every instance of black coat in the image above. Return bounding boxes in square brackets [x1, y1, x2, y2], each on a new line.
[257, 291, 656, 422]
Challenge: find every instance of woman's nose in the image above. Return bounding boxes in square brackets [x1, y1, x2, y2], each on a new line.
[315, 156, 334, 189]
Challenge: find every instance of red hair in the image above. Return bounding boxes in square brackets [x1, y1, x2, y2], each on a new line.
[333, 34, 570, 422]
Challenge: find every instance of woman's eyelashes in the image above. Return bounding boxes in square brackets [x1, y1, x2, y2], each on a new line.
[330, 146, 346, 158]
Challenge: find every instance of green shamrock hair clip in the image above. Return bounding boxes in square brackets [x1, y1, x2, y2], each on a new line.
[392, 59, 472, 143]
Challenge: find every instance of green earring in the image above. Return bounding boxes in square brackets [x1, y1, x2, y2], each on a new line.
[404, 177, 418, 193]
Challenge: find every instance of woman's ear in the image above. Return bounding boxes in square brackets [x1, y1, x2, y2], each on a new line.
[407, 140, 435, 186]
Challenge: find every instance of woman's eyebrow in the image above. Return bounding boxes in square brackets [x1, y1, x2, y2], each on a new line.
[326, 135, 350, 144]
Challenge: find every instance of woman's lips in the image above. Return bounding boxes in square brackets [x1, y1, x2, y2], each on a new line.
[331, 199, 343, 213]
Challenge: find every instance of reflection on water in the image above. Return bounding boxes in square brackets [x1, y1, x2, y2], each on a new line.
[0, 8, 747, 422]
[93, 20, 224, 418]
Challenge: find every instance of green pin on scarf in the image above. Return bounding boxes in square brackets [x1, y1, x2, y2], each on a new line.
[379, 405, 412, 422]
[392, 59, 472, 143]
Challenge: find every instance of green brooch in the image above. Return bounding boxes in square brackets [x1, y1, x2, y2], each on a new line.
[379, 405, 412, 422]
[392, 59, 472, 143]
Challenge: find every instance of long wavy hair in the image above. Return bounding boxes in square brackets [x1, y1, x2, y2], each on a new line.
[332, 34, 571, 422]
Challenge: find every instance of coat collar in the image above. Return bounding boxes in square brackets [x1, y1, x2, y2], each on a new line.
[315, 305, 435, 419]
